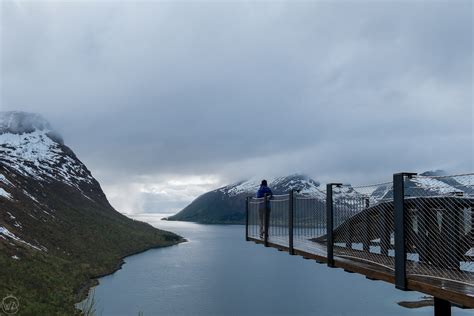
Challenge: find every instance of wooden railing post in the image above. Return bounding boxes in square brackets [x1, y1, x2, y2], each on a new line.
[289, 189, 294, 255]
[264, 193, 269, 247]
[245, 197, 249, 241]
[394, 172, 416, 290]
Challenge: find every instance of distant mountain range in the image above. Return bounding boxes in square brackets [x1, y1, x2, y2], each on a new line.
[167, 174, 324, 224]
[168, 170, 473, 224]
[0, 111, 183, 314]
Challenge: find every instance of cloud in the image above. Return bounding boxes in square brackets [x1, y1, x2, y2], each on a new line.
[1, 1, 472, 214]
[102, 174, 222, 214]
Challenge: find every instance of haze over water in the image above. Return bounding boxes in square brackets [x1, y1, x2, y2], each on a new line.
[86, 215, 471, 316]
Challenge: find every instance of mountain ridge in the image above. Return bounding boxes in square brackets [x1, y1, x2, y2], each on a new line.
[168, 174, 324, 224]
[168, 170, 473, 224]
[0, 111, 183, 314]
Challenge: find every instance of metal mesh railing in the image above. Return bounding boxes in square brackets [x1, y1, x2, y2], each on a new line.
[405, 173, 474, 285]
[246, 173, 474, 305]
[248, 197, 265, 239]
[293, 192, 326, 254]
[247, 191, 327, 253]
[332, 182, 395, 271]
[267, 194, 290, 245]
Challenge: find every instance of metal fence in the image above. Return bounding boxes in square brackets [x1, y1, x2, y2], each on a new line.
[247, 197, 264, 240]
[404, 174, 473, 286]
[247, 191, 327, 252]
[268, 194, 290, 246]
[246, 172, 474, 291]
[293, 192, 326, 255]
[332, 182, 395, 271]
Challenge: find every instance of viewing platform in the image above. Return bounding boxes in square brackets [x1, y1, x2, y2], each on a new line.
[245, 173, 474, 315]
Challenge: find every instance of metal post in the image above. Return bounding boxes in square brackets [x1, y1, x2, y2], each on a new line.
[245, 197, 249, 241]
[264, 193, 269, 247]
[363, 198, 370, 252]
[471, 206, 474, 270]
[434, 297, 451, 316]
[394, 172, 416, 290]
[289, 189, 294, 255]
[327, 183, 341, 267]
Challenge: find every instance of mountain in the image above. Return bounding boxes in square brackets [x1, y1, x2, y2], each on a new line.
[0, 111, 183, 314]
[169, 170, 473, 225]
[361, 170, 472, 202]
[167, 174, 323, 224]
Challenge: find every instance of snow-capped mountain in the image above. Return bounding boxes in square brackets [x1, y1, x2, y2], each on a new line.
[330, 170, 473, 218]
[168, 174, 325, 224]
[408, 171, 473, 197]
[169, 170, 473, 224]
[1, 111, 96, 194]
[356, 170, 472, 204]
[220, 174, 323, 196]
[0, 111, 181, 312]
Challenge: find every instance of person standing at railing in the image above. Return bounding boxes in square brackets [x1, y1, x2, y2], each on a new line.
[257, 180, 273, 238]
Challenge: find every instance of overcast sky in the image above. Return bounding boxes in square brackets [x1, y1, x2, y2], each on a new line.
[1, 0, 472, 215]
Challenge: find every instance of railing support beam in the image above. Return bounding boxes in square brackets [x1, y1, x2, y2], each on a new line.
[264, 194, 269, 247]
[434, 297, 451, 316]
[289, 189, 294, 255]
[394, 172, 416, 290]
[245, 197, 249, 241]
[363, 198, 370, 252]
[327, 183, 341, 268]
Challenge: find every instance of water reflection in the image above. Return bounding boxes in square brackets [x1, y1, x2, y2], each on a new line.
[86, 214, 470, 316]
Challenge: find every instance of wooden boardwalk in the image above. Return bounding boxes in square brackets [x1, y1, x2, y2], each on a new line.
[248, 233, 474, 309]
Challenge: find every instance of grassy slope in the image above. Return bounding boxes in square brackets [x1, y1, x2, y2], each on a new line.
[0, 232, 181, 315]
[0, 170, 183, 315]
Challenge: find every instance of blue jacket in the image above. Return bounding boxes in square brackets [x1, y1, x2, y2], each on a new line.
[257, 185, 273, 198]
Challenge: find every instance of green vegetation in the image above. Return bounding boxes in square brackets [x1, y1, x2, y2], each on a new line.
[0, 218, 181, 315]
[0, 167, 183, 315]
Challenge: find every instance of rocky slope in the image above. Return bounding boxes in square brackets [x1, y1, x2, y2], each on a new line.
[0, 111, 183, 314]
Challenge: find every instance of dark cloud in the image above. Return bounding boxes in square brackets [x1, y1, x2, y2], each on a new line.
[1, 1, 472, 213]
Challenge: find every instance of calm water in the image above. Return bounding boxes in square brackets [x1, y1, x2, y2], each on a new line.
[86, 214, 471, 316]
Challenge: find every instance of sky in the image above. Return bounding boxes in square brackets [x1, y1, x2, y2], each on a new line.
[1, 0, 473, 215]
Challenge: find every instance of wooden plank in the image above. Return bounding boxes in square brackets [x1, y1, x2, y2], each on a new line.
[407, 278, 474, 308]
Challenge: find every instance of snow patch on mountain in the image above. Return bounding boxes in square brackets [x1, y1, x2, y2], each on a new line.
[411, 176, 464, 195]
[23, 189, 40, 203]
[0, 174, 12, 185]
[449, 175, 473, 187]
[0, 129, 93, 188]
[221, 179, 262, 196]
[0, 188, 13, 200]
[0, 226, 42, 251]
[219, 174, 324, 197]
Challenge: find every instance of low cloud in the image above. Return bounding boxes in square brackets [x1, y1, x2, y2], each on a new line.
[1, 1, 472, 214]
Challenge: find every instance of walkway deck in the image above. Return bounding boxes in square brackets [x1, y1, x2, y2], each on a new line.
[246, 173, 474, 314]
[248, 233, 474, 308]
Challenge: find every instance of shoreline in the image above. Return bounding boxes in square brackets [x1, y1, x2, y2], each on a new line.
[165, 218, 245, 226]
[74, 237, 187, 308]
